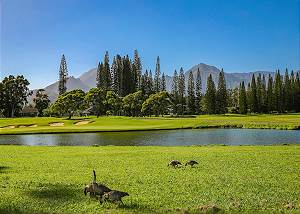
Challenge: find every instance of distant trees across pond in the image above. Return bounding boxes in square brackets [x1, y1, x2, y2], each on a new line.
[1, 51, 300, 118]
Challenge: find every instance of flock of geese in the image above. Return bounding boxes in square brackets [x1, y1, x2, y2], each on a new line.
[84, 160, 198, 206]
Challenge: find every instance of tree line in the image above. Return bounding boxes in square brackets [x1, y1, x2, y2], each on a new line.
[1, 51, 299, 118]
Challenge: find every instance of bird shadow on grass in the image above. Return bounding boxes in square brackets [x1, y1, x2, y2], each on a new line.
[26, 183, 81, 203]
[0, 166, 10, 174]
[111, 202, 162, 214]
[0, 206, 50, 214]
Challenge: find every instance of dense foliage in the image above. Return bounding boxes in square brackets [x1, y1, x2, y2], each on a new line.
[1, 51, 300, 118]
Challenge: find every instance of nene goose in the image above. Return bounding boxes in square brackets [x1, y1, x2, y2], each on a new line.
[84, 170, 111, 198]
[168, 160, 182, 168]
[185, 160, 198, 167]
[101, 190, 129, 205]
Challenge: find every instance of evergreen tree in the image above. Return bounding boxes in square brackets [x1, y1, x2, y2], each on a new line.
[290, 70, 296, 110]
[161, 73, 166, 91]
[171, 70, 179, 114]
[283, 69, 292, 111]
[103, 51, 112, 90]
[58, 54, 68, 95]
[261, 74, 267, 113]
[131, 61, 138, 92]
[111, 57, 118, 93]
[246, 82, 251, 109]
[266, 74, 274, 112]
[195, 68, 202, 114]
[249, 74, 258, 113]
[216, 69, 227, 114]
[148, 70, 154, 94]
[256, 74, 262, 112]
[141, 70, 147, 95]
[154, 56, 161, 92]
[116, 55, 123, 96]
[204, 74, 216, 114]
[134, 50, 142, 90]
[121, 55, 133, 96]
[178, 67, 186, 114]
[295, 72, 300, 112]
[187, 71, 195, 114]
[96, 62, 104, 89]
[274, 70, 283, 112]
[238, 81, 247, 114]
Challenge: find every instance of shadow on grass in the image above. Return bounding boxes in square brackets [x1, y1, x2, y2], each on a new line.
[27, 183, 81, 202]
[0, 206, 50, 214]
[0, 166, 10, 174]
[105, 202, 162, 214]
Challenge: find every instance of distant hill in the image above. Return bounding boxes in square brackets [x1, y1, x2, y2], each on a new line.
[28, 63, 299, 102]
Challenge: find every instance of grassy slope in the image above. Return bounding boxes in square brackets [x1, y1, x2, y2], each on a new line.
[0, 114, 300, 135]
[0, 145, 299, 213]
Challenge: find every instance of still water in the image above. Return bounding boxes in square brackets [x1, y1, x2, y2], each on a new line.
[0, 129, 299, 146]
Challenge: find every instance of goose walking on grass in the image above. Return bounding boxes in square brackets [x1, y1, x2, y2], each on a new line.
[168, 160, 182, 168]
[185, 160, 198, 167]
[84, 170, 111, 198]
[101, 190, 129, 205]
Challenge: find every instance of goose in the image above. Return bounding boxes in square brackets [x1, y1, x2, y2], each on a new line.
[84, 170, 111, 198]
[185, 160, 198, 167]
[168, 160, 182, 167]
[101, 190, 129, 205]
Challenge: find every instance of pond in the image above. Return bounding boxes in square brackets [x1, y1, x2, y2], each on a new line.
[0, 129, 299, 146]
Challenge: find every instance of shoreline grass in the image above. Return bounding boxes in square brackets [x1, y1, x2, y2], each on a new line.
[0, 145, 299, 213]
[0, 114, 299, 135]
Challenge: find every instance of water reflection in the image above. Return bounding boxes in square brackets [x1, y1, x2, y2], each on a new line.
[0, 129, 299, 146]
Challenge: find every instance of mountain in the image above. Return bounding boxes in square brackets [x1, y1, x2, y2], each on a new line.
[79, 68, 97, 88]
[28, 76, 90, 103]
[28, 63, 298, 103]
[184, 63, 275, 92]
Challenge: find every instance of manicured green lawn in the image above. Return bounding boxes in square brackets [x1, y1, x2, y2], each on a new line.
[0, 114, 300, 135]
[0, 145, 299, 213]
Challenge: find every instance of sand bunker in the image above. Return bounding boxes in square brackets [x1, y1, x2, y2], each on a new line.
[5, 125, 15, 129]
[18, 124, 38, 128]
[49, 122, 64, 127]
[75, 121, 91, 125]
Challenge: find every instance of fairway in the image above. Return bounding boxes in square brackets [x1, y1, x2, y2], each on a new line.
[0, 145, 299, 213]
[0, 114, 300, 135]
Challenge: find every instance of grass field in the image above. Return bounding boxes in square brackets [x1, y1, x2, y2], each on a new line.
[0, 145, 299, 213]
[0, 114, 300, 135]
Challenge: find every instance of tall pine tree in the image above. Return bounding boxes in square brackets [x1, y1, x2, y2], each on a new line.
[187, 71, 195, 114]
[274, 70, 283, 112]
[249, 74, 258, 113]
[161, 73, 166, 91]
[239, 81, 247, 114]
[172, 70, 179, 114]
[295, 72, 300, 112]
[256, 74, 263, 112]
[134, 50, 142, 90]
[283, 69, 292, 111]
[58, 54, 68, 95]
[154, 56, 161, 92]
[216, 69, 227, 114]
[178, 67, 186, 115]
[261, 74, 267, 113]
[195, 68, 202, 114]
[148, 70, 154, 94]
[103, 51, 112, 90]
[205, 74, 216, 114]
[266, 74, 274, 113]
[96, 62, 104, 89]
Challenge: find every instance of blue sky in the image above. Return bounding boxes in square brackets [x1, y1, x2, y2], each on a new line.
[1, 0, 300, 89]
